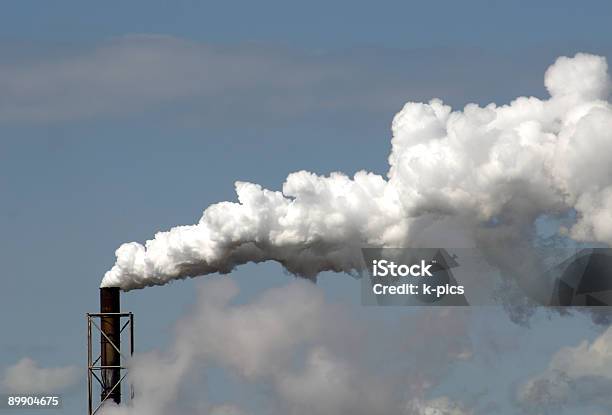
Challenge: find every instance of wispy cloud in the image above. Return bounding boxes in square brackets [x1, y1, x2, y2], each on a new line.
[0, 34, 580, 124]
[1, 357, 79, 394]
[518, 327, 612, 411]
[0, 35, 395, 122]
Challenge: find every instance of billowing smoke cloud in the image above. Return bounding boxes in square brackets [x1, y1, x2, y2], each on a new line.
[102, 53, 612, 291]
[100, 278, 472, 415]
[1, 358, 79, 394]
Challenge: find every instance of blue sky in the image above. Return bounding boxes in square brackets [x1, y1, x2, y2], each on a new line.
[3, 1, 612, 49]
[1, 2, 612, 414]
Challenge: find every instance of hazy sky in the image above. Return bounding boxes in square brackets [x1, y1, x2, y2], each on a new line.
[1, 2, 612, 414]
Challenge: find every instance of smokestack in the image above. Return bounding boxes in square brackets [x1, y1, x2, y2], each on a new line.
[100, 287, 121, 404]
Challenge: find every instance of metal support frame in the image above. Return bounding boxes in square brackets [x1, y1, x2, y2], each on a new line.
[87, 312, 134, 415]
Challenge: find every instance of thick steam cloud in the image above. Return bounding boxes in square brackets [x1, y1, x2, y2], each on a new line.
[102, 53, 612, 291]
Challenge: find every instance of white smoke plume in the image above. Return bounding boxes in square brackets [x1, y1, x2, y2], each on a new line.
[102, 53, 612, 291]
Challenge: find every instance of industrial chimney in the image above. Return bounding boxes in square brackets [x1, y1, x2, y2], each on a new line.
[100, 287, 121, 404]
[87, 287, 133, 414]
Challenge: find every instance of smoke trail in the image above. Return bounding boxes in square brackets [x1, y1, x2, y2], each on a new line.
[102, 53, 612, 291]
